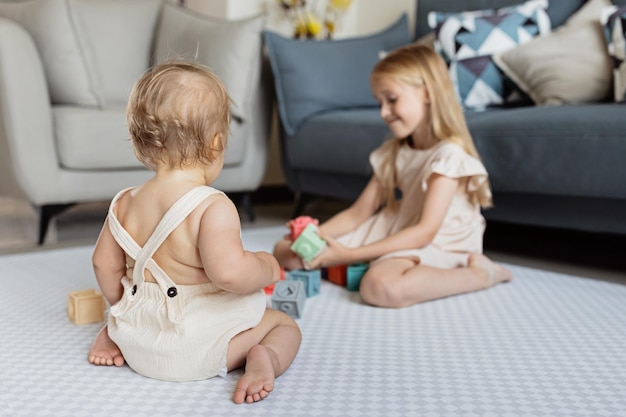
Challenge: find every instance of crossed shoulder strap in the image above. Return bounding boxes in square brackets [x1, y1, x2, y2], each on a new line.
[107, 186, 224, 322]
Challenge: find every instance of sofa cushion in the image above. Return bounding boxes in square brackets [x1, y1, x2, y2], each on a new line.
[265, 14, 410, 136]
[428, 0, 551, 110]
[415, 0, 587, 39]
[53, 107, 247, 171]
[493, 0, 613, 105]
[0, 0, 98, 106]
[286, 109, 389, 177]
[602, 5, 626, 102]
[69, 0, 162, 106]
[153, 4, 266, 122]
[466, 105, 626, 199]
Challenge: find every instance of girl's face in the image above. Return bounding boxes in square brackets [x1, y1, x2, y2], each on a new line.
[371, 74, 431, 142]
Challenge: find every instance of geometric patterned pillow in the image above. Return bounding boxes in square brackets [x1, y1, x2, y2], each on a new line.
[602, 6, 626, 102]
[428, 0, 551, 110]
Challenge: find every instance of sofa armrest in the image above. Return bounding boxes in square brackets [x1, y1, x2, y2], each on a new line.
[0, 18, 59, 204]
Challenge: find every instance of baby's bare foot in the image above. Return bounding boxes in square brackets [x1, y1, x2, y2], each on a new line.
[88, 325, 124, 367]
[469, 253, 513, 288]
[233, 345, 275, 404]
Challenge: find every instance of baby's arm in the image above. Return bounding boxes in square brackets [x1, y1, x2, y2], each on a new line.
[92, 217, 126, 306]
[198, 195, 280, 293]
[319, 177, 383, 237]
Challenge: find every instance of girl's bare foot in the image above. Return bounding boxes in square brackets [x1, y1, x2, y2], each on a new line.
[469, 253, 513, 288]
[233, 345, 275, 404]
[88, 325, 125, 367]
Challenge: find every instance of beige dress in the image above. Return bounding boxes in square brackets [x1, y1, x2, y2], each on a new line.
[337, 141, 490, 269]
[106, 186, 267, 382]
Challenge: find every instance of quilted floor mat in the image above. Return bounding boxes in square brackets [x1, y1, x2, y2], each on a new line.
[1, 227, 625, 416]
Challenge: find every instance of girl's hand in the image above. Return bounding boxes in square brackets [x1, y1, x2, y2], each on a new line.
[307, 232, 352, 269]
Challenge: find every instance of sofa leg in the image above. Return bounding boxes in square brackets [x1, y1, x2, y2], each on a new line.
[38, 203, 74, 245]
[292, 193, 316, 218]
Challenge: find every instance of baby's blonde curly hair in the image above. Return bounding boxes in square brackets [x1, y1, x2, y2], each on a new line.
[127, 61, 231, 170]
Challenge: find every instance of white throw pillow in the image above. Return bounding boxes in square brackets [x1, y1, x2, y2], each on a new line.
[0, 0, 98, 106]
[153, 4, 266, 122]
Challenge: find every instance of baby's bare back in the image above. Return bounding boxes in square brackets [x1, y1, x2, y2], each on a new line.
[116, 183, 217, 286]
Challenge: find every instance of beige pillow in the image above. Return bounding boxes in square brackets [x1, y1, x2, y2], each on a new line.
[153, 4, 266, 122]
[493, 0, 613, 105]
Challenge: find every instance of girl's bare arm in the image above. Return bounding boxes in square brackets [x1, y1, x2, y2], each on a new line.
[312, 174, 460, 267]
[319, 177, 384, 237]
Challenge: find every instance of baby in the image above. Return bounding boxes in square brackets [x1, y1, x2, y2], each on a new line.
[87, 61, 301, 404]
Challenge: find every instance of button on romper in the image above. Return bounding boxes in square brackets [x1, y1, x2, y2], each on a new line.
[106, 186, 267, 382]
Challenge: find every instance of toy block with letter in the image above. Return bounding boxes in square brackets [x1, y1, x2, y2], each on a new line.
[271, 280, 306, 318]
[288, 269, 321, 297]
[68, 289, 106, 325]
[290, 223, 326, 262]
[347, 263, 369, 291]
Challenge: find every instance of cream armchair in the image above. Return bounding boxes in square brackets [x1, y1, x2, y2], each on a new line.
[0, 0, 271, 244]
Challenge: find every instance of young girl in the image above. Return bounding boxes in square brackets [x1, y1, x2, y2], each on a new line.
[87, 62, 301, 404]
[274, 44, 512, 308]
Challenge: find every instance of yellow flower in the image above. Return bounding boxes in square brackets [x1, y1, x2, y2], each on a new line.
[295, 13, 321, 38]
[330, 0, 352, 10]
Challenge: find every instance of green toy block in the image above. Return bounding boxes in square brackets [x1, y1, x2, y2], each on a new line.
[289, 223, 326, 262]
[346, 263, 369, 291]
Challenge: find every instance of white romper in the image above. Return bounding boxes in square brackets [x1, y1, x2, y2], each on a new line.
[106, 186, 267, 382]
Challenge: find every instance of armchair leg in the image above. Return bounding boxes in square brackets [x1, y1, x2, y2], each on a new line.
[227, 192, 256, 222]
[38, 203, 74, 245]
[239, 192, 255, 222]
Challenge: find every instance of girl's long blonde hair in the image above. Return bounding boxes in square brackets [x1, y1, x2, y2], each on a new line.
[372, 44, 492, 208]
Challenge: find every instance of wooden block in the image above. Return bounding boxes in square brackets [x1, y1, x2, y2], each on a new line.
[68, 289, 105, 325]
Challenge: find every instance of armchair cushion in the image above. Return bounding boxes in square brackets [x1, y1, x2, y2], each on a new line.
[0, 0, 97, 106]
[69, 0, 162, 106]
[153, 3, 266, 122]
[264, 14, 410, 136]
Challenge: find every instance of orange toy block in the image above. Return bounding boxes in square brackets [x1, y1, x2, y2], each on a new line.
[327, 265, 347, 286]
[68, 289, 106, 325]
[264, 267, 285, 295]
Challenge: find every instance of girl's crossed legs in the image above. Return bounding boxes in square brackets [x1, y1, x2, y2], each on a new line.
[359, 254, 513, 308]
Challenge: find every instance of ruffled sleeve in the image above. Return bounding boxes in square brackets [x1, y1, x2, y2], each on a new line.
[422, 143, 489, 193]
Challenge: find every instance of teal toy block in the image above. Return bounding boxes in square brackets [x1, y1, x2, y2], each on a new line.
[289, 223, 326, 262]
[288, 269, 321, 297]
[271, 280, 306, 318]
[346, 263, 369, 291]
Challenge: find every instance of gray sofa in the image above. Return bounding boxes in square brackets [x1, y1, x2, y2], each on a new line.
[265, 0, 626, 235]
[0, 0, 272, 243]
